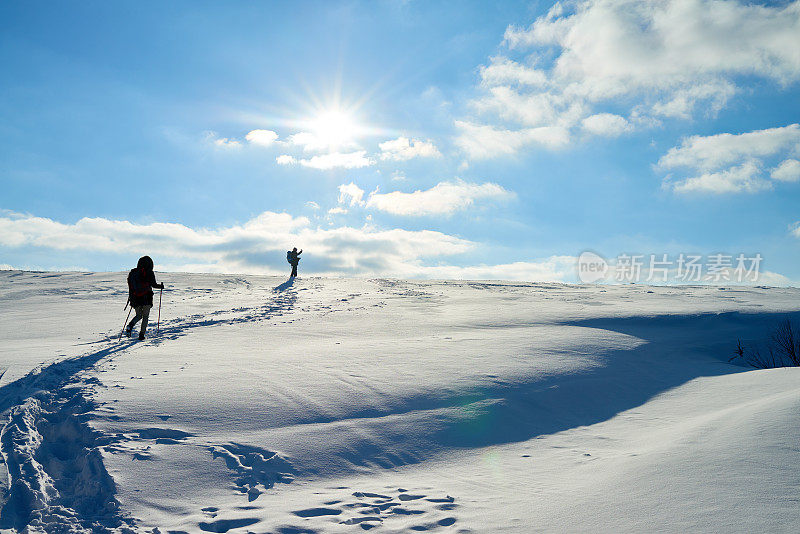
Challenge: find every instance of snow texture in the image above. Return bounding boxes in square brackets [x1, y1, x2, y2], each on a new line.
[1, 270, 800, 532]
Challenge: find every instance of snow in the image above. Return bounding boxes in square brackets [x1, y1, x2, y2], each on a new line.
[1, 270, 800, 533]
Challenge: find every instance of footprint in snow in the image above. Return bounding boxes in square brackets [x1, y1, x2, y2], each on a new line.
[288, 487, 459, 530]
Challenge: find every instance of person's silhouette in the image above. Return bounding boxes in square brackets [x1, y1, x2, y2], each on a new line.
[288, 247, 302, 277]
[126, 255, 164, 340]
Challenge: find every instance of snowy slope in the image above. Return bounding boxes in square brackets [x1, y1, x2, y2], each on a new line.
[1, 271, 799, 533]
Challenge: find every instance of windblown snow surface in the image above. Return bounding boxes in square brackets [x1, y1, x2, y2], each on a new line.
[1, 270, 800, 533]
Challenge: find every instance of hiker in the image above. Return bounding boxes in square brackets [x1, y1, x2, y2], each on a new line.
[287, 247, 302, 277]
[126, 255, 164, 340]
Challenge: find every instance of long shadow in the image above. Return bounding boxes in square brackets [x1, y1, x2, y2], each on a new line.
[0, 341, 137, 415]
[274, 277, 295, 292]
[264, 311, 800, 464]
[433, 310, 800, 447]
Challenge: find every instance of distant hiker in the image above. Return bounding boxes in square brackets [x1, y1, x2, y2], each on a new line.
[287, 247, 302, 277]
[126, 255, 164, 340]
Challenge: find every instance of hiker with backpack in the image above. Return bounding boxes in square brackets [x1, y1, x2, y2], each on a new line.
[287, 247, 302, 277]
[126, 255, 164, 340]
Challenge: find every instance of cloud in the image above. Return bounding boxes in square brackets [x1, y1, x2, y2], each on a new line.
[379, 136, 442, 161]
[288, 131, 329, 152]
[581, 113, 632, 136]
[0, 210, 477, 277]
[771, 159, 800, 182]
[658, 124, 800, 193]
[791, 222, 800, 239]
[459, 0, 800, 157]
[669, 161, 771, 194]
[245, 129, 279, 146]
[658, 124, 800, 171]
[205, 131, 242, 149]
[417, 256, 576, 282]
[455, 120, 569, 159]
[0, 210, 579, 281]
[288, 131, 360, 153]
[305, 201, 320, 210]
[338, 183, 365, 206]
[479, 56, 548, 87]
[276, 154, 297, 165]
[365, 179, 515, 216]
[327, 207, 348, 215]
[301, 151, 373, 170]
[275, 152, 372, 170]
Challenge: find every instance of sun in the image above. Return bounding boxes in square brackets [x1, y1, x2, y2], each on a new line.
[308, 109, 359, 150]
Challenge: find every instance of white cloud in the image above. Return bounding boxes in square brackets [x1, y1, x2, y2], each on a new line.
[327, 207, 348, 215]
[379, 137, 441, 161]
[299, 151, 373, 170]
[771, 159, 800, 182]
[245, 129, 279, 146]
[305, 201, 320, 210]
[365, 179, 514, 216]
[0, 210, 579, 281]
[669, 161, 771, 194]
[0, 210, 476, 277]
[455, 120, 569, 159]
[658, 124, 800, 194]
[417, 256, 576, 282]
[460, 0, 800, 156]
[288, 131, 328, 152]
[479, 56, 547, 87]
[791, 222, 800, 239]
[276, 154, 297, 165]
[276, 152, 372, 170]
[288, 131, 359, 153]
[658, 124, 800, 171]
[581, 113, 632, 137]
[206, 131, 241, 149]
[338, 183, 365, 206]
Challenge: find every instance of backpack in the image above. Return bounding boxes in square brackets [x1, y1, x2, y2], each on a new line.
[287, 251, 293, 264]
[128, 268, 150, 299]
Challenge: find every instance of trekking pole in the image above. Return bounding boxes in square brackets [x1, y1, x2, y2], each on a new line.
[156, 287, 163, 335]
[119, 306, 133, 341]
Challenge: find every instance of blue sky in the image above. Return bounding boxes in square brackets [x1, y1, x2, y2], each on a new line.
[2, 0, 799, 283]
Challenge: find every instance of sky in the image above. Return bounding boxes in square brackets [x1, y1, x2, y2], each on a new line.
[1, 0, 799, 284]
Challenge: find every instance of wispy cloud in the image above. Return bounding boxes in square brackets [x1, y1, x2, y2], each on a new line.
[333, 179, 514, 216]
[455, 121, 569, 159]
[378, 137, 441, 161]
[771, 159, 800, 182]
[658, 124, 800, 193]
[275, 151, 373, 170]
[206, 131, 242, 149]
[0, 210, 580, 281]
[0, 210, 472, 277]
[338, 182, 365, 206]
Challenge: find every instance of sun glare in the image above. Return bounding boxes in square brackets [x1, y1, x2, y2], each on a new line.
[309, 110, 358, 149]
